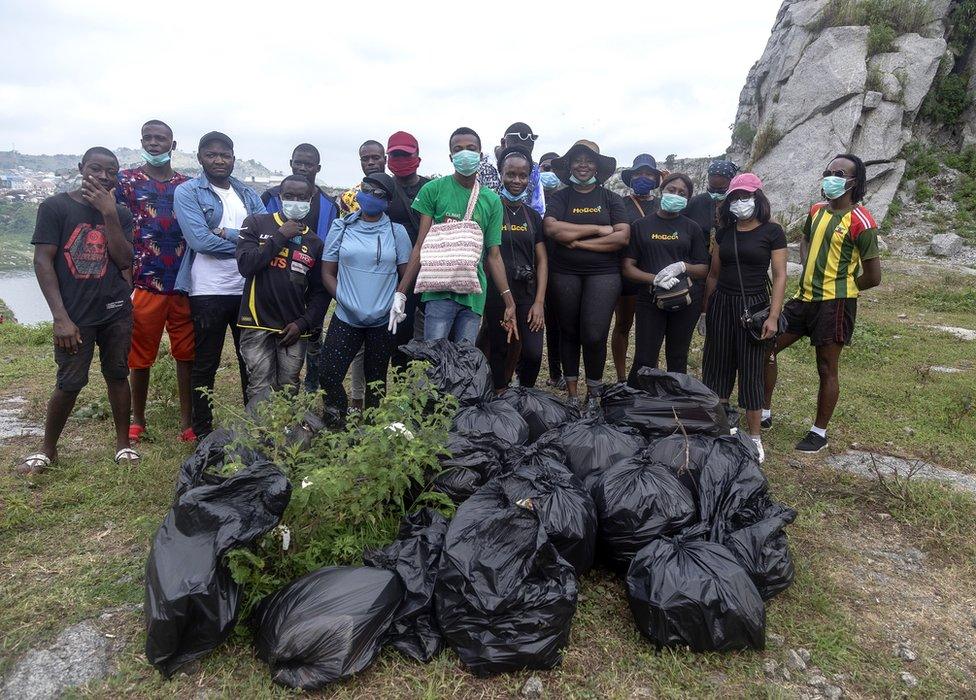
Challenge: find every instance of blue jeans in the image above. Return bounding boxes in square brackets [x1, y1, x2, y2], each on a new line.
[423, 299, 481, 344]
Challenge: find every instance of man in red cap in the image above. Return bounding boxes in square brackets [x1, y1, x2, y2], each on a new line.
[386, 130, 430, 366]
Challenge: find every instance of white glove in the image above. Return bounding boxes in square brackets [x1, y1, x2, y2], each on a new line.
[654, 275, 679, 290]
[387, 292, 407, 334]
[697, 313, 707, 337]
[658, 261, 686, 279]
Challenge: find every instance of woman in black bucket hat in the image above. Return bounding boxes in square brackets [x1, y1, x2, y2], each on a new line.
[543, 140, 630, 412]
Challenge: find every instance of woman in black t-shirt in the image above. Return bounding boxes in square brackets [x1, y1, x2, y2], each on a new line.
[481, 147, 548, 391]
[702, 173, 787, 463]
[544, 140, 630, 410]
[622, 173, 709, 379]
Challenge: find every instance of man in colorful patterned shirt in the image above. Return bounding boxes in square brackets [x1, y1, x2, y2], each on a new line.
[115, 119, 194, 443]
[764, 153, 882, 454]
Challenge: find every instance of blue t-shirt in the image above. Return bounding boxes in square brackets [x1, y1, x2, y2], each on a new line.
[323, 212, 413, 327]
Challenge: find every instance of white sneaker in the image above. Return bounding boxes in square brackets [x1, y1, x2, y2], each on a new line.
[750, 436, 765, 464]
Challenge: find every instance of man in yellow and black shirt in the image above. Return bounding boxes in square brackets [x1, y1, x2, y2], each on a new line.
[764, 154, 882, 454]
[236, 176, 329, 401]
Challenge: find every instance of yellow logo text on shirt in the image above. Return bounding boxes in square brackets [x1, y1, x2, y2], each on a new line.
[651, 232, 679, 241]
[571, 206, 602, 214]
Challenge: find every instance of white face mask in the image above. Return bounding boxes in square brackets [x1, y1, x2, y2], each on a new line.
[730, 197, 756, 220]
[281, 199, 311, 221]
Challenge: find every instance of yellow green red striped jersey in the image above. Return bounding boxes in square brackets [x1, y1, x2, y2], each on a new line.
[796, 202, 879, 301]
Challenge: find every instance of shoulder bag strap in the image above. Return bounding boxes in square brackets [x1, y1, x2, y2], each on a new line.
[393, 180, 420, 232]
[629, 195, 646, 219]
[462, 178, 481, 221]
[731, 226, 750, 312]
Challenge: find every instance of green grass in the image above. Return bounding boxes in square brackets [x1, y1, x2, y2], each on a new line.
[1, 257, 975, 697]
[809, 0, 930, 35]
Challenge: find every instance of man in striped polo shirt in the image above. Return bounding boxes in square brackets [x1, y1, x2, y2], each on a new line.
[764, 154, 882, 453]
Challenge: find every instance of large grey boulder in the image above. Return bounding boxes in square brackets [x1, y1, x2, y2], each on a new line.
[863, 160, 906, 224]
[854, 101, 905, 162]
[868, 34, 946, 114]
[753, 95, 864, 224]
[772, 26, 868, 135]
[929, 233, 964, 257]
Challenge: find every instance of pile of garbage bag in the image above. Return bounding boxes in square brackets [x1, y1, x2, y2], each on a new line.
[145, 345, 796, 685]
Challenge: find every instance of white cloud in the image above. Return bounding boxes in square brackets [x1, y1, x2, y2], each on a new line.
[0, 0, 781, 185]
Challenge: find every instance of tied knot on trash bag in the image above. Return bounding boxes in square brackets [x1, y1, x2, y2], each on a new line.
[452, 399, 529, 450]
[399, 338, 492, 407]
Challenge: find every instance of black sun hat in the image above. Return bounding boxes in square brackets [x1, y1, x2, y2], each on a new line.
[551, 140, 617, 185]
[362, 172, 396, 199]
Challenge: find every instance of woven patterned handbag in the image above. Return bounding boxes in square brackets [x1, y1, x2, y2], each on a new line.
[415, 179, 484, 295]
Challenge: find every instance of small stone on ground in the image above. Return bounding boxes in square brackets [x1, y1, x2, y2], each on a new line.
[521, 674, 544, 699]
[826, 450, 976, 496]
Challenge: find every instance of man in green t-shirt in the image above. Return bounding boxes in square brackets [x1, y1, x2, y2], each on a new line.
[395, 127, 517, 344]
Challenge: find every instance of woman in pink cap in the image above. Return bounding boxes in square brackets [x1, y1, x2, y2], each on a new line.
[701, 172, 787, 463]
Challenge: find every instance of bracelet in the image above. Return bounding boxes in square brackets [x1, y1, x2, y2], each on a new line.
[501, 289, 512, 296]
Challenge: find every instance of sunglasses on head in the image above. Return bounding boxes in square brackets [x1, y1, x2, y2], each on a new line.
[363, 187, 391, 200]
[822, 169, 850, 178]
[506, 131, 538, 142]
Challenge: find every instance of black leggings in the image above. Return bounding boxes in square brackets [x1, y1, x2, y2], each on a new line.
[319, 317, 395, 417]
[482, 302, 543, 390]
[702, 288, 769, 410]
[549, 271, 621, 386]
[544, 285, 562, 381]
[629, 299, 700, 381]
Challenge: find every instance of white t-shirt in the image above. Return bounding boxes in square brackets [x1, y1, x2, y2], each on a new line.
[190, 184, 248, 296]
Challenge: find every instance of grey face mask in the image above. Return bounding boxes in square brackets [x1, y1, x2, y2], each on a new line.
[281, 200, 311, 220]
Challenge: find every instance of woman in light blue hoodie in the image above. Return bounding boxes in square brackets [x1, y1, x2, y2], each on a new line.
[319, 173, 412, 422]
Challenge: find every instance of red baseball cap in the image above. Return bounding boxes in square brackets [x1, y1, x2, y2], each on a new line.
[727, 172, 764, 194]
[387, 131, 419, 155]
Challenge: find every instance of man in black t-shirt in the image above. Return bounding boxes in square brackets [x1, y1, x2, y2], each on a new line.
[21, 147, 138, 473]
[236, 176, 329, 401]
[385, 130, 430, 366]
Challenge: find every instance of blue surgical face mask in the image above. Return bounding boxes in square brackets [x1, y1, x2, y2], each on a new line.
[281, 199, 311, 220]
[540, 171, 560, 189]
[570, 174, 597, 186]
[355, 191, 389, 216]
[660, 193, 688, 213]
[631, 175, 658, 197]
[140, 148, 171, 167]
[500, 187, 527, 202]
[708, 191, 727, 202]
[821, 175, 850, 200]
[451, 150, 481, 176]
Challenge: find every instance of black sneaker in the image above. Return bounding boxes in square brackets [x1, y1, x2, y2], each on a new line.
[761, 415, 773, 430]
[795, 431, 828, 453]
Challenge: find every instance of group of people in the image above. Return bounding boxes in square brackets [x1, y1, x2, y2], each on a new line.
[18, 118, 881, 473]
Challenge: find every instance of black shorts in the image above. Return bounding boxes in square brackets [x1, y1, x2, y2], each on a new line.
[782, 298, 857, 347]
[54, 313, 133, 392]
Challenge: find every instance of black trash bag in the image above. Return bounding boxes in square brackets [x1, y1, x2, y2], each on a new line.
[433, 433, 506, 505]
[283, 411, 327, 450]
[363, 508, 450, 662]
[696, 432, 770, 540]
[495, 387, 580, 443]
[252, 566, 404, 690]
[435, 480, 578, 676]
[452, 399, 529, 449]
[602, 369, 730, 438]
[145, 461, 291, 677]
[175, 428, 236, 498]
[644, 433, 716, 496]
[536, 416, 645, 492]
[723, 502, 797, 600]
[400, 338, 492, 407]
[626, 525, 765, 652]
[591, 453, 697, 573]
[498, 457, 598, 575]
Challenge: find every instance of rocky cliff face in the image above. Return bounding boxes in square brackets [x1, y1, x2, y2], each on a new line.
[730, 0, 971, 225]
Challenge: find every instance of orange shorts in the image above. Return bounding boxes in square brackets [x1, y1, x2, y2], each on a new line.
[128, 288, 195, 369]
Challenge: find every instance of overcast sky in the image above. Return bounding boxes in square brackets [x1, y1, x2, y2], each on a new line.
[0, 0, 782, 186]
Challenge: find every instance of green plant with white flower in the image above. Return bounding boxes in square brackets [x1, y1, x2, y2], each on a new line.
[221, 361, 457, 618]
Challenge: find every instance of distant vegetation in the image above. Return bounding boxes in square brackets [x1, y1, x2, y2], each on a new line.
[809, 0, 931, 37]
[0, 200, 37, 270]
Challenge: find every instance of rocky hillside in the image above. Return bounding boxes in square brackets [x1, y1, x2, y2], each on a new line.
[1, 149, 273, 179]
[729, 0, 975, 227]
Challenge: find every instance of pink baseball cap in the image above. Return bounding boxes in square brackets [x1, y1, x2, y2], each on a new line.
[727, 172, 763, 194]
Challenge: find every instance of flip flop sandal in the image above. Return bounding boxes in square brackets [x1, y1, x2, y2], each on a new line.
[18, 453, 51, 474]
[114, 447, 141, 464]
[128, 424, 146, 443]
[179, 427, 197, 443]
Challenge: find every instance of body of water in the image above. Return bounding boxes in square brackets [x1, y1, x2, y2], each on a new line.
[0, 269, 51, 324]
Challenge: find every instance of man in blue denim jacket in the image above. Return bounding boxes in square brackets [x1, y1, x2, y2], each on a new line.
[173, 131, 266, 438]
